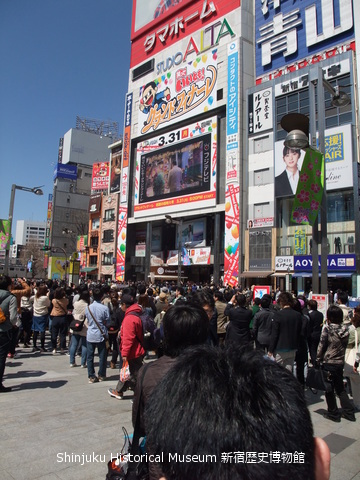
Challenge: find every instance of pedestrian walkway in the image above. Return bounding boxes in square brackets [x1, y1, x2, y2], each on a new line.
[1, 343, 359, 479]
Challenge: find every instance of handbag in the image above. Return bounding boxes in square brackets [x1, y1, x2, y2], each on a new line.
[69, 316, 85, 332]
[88, 307, 110, 350]
[306, 366, 333, 392]
[120, 360, 131, 383]
[106, 365, 150, 480]
[344, 329, 358, 375]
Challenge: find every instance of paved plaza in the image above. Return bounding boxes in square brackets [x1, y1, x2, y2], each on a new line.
[1, 340, 359, 480]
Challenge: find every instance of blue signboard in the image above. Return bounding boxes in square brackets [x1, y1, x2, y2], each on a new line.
[255, 0, 354, 78]
[294, 254, 356, 271]
[53, 163, 78, 181]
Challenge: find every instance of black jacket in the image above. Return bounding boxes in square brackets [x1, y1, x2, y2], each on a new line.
[252, 307, 274, 346]
[269, 307, 302, 353]
[224, 303, 252, 345]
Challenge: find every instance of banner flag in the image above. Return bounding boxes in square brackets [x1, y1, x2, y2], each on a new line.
[291, 148, 324, 226]
[0, 220, 11, 250]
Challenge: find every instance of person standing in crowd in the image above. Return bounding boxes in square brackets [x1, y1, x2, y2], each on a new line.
[345, 307, 360, 410]
[317, 304, 356, 422]
[8, 278, 31, 357]
[32, 285, 51, 352]
[213, 290, 228, 347]
[0, 275, 17, 392]
[108, 294, 144, 399]
[275, 145, 301, 197]
[145, 345, 331, 480]
[85, 287, 110, 383]
[69, 289, 89, 368]
[50, 287, 69, 354]
[252, 294, 274, 352]
[190, 289, 218, 346]
[293, 298, 310, 388]
[307, 299, 324, 366]
[167, 157, 183, 192]
[268, 292, 302, 371]
[336, 291, 353, 324]
[155, 291, 168, 316]
[19, 283, 34, 348]
[224, 293, 252, 347]
[133, 303, 209, 480]
[108, 292, 124, 370]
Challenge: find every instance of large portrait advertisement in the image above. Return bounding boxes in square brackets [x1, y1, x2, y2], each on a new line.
[274, 123, 353, 198]
[134, 117, 217, 218]
[274, 141, 305, 198]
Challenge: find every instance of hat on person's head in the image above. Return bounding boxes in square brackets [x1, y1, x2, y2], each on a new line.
[120, 294, 134, 307]
[159, 292, 168, 301]
[298, 299, 305, 309]
[161, 287, 169, 294]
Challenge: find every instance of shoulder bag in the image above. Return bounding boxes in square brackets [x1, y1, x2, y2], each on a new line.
[344, 329, 359, 375]
[88, 306, 110, 350]
[306, 366, 333, 393]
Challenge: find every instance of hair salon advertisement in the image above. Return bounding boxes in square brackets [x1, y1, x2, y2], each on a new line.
[134, 116, 217, 218]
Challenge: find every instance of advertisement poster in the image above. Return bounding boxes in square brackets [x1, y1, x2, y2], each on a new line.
[224, 184, 240, 286]
[138, 50, 217, 136]
[253, 285, 271, 299]
[121, 92, 133, 204]
[134, 117, 217, 218]
[0, 220, 11, 250]
[110, 146, 121, 194]
[224, 40, 240, 287]
[91, 162, 110, 190]
[116, 206, 128, 281]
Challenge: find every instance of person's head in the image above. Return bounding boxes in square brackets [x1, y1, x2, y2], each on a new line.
[54, 287, 65, 300]
[36, 285, 48, 298]
[138, 293, 150, 309]
[337, 290, 348, 305]
[146, 345, 330, 480]
[260, 294, 272, 309]
[92, 288, 102, 302]
[326, 304, 344, 325]
[0, 275, 12, 291]
[176, 286, 185, 297]
[190, 289, 215, 319]
[278, 291, 294, 308]
[253, 297, 261, 306]
[282, 145, 301, 172]
[162, 304, 209, 357]
[147, 287, 154, 297]
[234, 293, 247, 308]
[137, 284, 146, 295]
[213, 290, 224, 302]
[308, 299, 318, 311]
[79, 289, 90, 304]
[352, 306, 360, 328]
[120, 294, 134, 311]
[158, 292, 168, 303]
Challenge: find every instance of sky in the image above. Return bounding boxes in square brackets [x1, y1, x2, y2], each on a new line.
[0, 0, 133, 237]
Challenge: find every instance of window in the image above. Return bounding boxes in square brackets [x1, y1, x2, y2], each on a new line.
[102, 252, 114, 265]
[327, 191, 354, 223]
[89, 256, 98, 267]
[275, 74, 352, 142]
[103, 230, 114, 243]
[104, 208, 115, 222]
[254, 202, 271, 218]
[249, 229, 272, 270]
[90, 236, 99, 247]
[254, 169, 269, 186]
[92, 218, 100, 230]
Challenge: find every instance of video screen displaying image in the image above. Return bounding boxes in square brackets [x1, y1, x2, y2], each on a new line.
[138, 134, 212, 204]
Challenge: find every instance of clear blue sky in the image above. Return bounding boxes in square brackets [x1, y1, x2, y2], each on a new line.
[0, 0, 133, 237]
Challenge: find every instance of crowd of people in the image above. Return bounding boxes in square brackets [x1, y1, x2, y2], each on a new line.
[1, 275, 360, 478]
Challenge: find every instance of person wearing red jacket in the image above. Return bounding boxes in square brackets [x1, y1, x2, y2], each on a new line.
[108, 294, 145, 399]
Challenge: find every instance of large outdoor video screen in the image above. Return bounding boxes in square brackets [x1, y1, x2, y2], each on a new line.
[134, 117, 217, 218]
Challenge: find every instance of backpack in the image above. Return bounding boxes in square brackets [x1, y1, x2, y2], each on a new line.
[133, 309, 160, 351]
[0, 293, 12, 324]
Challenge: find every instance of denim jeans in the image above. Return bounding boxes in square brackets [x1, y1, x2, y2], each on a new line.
[69, 334, 87, 366]
[0, 329, 13, 385]
[87, 340, 107, 378]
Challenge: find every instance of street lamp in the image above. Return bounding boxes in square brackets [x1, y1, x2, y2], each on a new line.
[281, 67, 350, 294]
[4, 184, 44, 275]
[165, 214, 183, 286]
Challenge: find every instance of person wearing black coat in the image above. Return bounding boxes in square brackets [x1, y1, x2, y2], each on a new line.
[307, 299, 324, 366]
[224, 293, 252, 346]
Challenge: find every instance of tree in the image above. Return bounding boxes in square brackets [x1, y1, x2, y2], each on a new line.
[19, 242, 46, 278]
